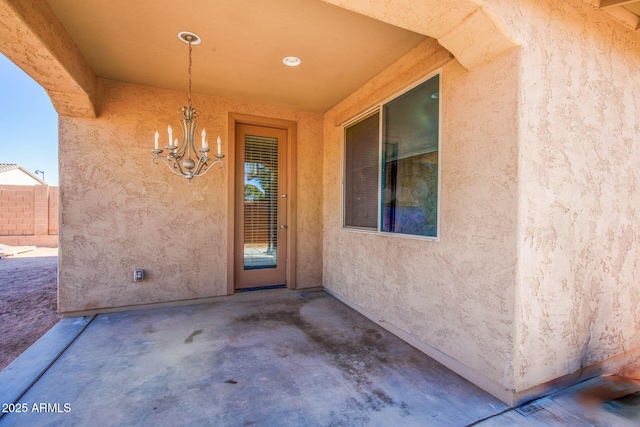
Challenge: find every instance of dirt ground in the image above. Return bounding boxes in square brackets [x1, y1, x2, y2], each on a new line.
[0, 247, 62, 371]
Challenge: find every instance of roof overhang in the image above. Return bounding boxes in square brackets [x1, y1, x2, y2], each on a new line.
[0, 0, 520, 119]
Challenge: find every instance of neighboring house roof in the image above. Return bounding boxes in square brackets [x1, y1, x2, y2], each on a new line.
[0, 164, 46, 185]
[0, 163, 19, 174]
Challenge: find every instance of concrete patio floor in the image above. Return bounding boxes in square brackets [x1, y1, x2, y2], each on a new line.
[1, 289, 639, 426]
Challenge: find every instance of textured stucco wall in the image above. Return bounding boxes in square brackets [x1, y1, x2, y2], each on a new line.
[0, 0, 97, 117]
[494, 0, 640, 391]
[323, 0, 640, 401]
[38, 0, 640, 403]
[59, 79, 323, 313]
[322, 38, 520, 398]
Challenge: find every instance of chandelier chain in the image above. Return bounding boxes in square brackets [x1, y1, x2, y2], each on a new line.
[188, 40, 192, 107]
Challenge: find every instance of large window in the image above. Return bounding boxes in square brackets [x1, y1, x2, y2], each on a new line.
[343, 73, 440, 238]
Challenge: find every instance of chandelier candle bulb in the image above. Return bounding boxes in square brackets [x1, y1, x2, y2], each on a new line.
[202, 129, 207, 149]
[168, 125, 173, 146]
[154, 131, 159, 150]
[217, 136, 221, 155]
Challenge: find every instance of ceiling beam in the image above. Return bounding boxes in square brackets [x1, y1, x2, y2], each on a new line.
[321, 0, 519, 70]
[600, 0, 640, 8]
[599, 2, 640, 28]
[0, 0, 98, 118]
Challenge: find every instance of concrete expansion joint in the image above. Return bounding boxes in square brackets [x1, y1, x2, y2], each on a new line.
[0, 315, 95, 421]
[465, 406, 516, 426]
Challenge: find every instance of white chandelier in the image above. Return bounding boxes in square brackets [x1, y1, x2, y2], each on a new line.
[152, 32, 224, 181]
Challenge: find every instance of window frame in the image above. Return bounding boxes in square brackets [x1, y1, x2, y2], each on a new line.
[341, 70, 442, 241]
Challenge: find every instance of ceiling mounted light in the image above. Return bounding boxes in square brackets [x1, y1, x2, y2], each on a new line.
[282, 56, 302, 67]
[151, 32, 224, 182]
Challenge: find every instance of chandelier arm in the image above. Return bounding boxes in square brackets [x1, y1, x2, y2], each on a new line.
[193, 163, 214, 178]
[153, 155, 190, 177]
[166, 151, 189, 176]
[152, 151, 223, 178]
[174, 116, 189, 160]
[192, 154, 207, 176]
[173, 158, 187, 176]
[192, 158, 225, 177]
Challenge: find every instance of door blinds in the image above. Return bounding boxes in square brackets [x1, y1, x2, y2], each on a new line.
[243, 134, 279, 269]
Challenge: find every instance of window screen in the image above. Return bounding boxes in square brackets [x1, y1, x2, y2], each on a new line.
[343, 112, 379, 229]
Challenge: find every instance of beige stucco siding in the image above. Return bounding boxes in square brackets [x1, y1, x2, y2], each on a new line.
[29, 0, 640, 405]
[322, 38, 520, 399]
[58, 79, 323, 313]
[506, 0, 640, 391]
[322, 0, 640, 403]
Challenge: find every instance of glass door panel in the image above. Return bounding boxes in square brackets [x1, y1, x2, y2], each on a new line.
[243, 134, 278, 270]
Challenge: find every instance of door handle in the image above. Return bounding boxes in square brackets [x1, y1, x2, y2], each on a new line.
[280, 224, 288, 229]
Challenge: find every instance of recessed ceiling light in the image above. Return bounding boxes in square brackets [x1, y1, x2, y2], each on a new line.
[283, 56, 302, 67]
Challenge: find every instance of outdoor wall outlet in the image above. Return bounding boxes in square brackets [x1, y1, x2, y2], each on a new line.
[133, 269, 144, 282]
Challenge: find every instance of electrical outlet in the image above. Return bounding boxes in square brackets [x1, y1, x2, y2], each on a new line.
[133, 269, 144, 282]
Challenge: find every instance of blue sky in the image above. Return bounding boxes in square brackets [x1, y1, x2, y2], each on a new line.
[0, 53, 59, 185]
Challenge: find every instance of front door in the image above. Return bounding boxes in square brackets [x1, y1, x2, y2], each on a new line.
[234, 124, 288, 289]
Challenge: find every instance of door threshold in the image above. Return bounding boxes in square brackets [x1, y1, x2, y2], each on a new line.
[235, 284, 287, 293]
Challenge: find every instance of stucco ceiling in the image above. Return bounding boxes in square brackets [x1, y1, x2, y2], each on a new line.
[45, 0, 427, 113]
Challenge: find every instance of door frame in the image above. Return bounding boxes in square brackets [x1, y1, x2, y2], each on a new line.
[226, 113, 297, 294]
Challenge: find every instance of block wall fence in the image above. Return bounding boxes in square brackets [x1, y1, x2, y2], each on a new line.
[0, 185, 58, 247]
